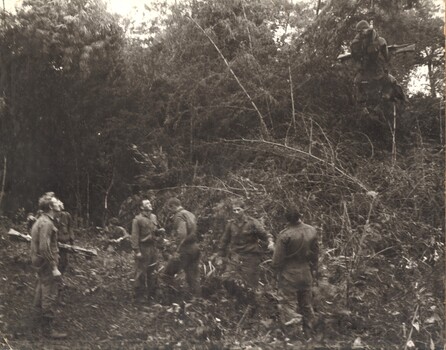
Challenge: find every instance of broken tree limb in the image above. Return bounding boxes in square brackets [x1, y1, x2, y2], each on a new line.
[223, 138, 370, 192]
[337, 43, 416, 62]
[7, 228, 98, 257]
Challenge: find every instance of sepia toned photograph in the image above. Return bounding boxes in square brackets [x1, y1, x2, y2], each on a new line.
[0, 0, 444, 349]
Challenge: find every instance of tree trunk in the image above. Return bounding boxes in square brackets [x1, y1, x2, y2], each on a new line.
[427, 60, 437, 98]
[316, 0, 322, 16]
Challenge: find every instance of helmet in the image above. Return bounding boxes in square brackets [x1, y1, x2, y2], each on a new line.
[356, 20, 370, 31]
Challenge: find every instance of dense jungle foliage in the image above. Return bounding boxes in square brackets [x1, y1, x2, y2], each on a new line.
[0, 0, 443, 348]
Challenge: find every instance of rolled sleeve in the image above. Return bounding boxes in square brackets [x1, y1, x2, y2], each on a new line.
[39, 222, 57, 268]
[272, 236, 286, 271]
[131, 218, 140, 251]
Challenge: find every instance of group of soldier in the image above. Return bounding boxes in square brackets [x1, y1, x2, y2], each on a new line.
[28, 19, 401, 342]
[29, 191, 319, 341]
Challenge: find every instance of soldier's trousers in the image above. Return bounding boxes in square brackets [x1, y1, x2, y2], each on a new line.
[134, 244, 158, 299]
[58, 250, 69, 274]
[164, 244, 201, 296]
[277, 277, 315, 336]
[222, 252, 261, 289]
[33, 263, 58, 319]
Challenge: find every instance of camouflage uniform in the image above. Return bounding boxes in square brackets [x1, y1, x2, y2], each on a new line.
[164, 207, 201, 296]
[272, 221, 318, 336]
[131, 212, 161, 301]
[219, 216, 272, 290]
[55, 210, 74, 273]
[30, 213, 60, 321]
[350, 20, 406, 104]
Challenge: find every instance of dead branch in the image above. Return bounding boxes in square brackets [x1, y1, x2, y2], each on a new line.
[223, 138, 370, 192]
[153, 184, 244, 197]
[403, 304, 419, 350]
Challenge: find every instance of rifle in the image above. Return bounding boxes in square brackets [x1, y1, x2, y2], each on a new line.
[7, 228, 98, 257]
[337, 43, 415, 62]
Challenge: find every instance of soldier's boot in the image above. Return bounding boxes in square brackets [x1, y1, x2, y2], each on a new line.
[303, 319, 315, 341]
[42, 317, 68, 339]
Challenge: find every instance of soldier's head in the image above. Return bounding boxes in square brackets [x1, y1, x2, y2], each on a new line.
[109, 217, 119, 226]
[356, 20, 372, 37]
[140, 199, 153, 212]
[166, 197, 181, 213]
[57, 199, 65, 211]
[38, 192, 61, 213]
[285, 206, 301, 225]
[231, 198, 246, 219]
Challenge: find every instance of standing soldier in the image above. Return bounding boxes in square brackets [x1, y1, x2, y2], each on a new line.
[272, 207, 319, 339]
[164, 197, 201, 298]
[30, 192, 67, 339]
[350, 20, 406, 106]
[55, 200, 74, 274]
[216, 199, 274, 302]
[131, 199, 164, 304]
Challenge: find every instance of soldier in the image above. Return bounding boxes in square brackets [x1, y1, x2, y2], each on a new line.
[55, 200, 74, 274]
[30, 192, 67, 339]
[163, 197, 201, 298]
[131, 199, 164, 304]
[272, 207, 319, 339]
[106, 217, 129, 240]
[351, 20, 406, 105]
[215, 199, 274, 303]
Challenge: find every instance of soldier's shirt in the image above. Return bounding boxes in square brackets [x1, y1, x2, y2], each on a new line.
[30, 213, 59, 269]
[131, 212, 159, 250]
[220, 216, 272, 256]
[272, 222, 318, 287]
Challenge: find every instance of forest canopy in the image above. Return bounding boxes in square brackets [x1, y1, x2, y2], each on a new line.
[0, 0, 443, 229]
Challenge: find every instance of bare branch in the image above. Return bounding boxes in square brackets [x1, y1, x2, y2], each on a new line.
[223, 138, 370, 192]
[187, 15, 270, 139]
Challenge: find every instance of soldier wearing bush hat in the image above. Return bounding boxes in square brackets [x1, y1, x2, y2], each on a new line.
[350, 19, 406, 105]
[272, 206, 319, 339]
[131, 199, 164, 303]
[163, 197, 201, 298]
[215, 198, 274, 304]
[30, 192, 67, 339]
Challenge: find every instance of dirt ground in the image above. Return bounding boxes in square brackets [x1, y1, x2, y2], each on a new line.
[0, 221, 444, 350]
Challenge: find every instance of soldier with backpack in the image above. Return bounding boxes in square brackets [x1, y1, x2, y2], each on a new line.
[163, 197, 201, 298]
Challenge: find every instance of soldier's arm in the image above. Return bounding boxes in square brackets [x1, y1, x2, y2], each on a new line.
[218, 223, 232, 257]
[131, 218, 140, 252]
[39, 222, 57, 269]
[271, 234, 286, 271]
[379, 37, 390, 62]
[253, 220, 274, 248]
[68, 213, 75, 243]
[174, 215, 188, 240]
[118, 226, 130, 238]
[309, 229, 319, 280]
[151, 213, 160, 228]
[350, 36, 363, 61]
